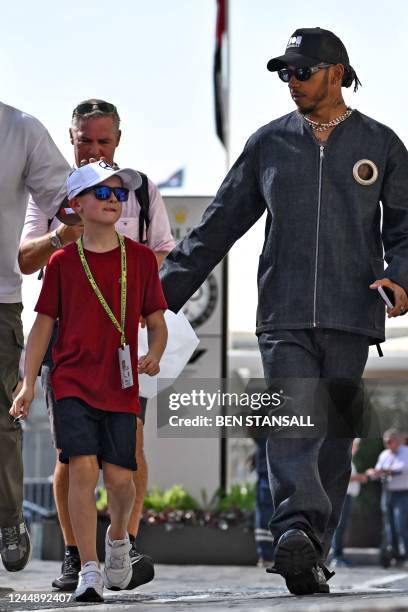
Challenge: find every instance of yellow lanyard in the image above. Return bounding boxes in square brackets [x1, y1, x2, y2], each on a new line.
[77, 234, 127, 347]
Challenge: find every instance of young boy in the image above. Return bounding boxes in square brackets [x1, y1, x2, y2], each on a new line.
[10, 161, 168, 603]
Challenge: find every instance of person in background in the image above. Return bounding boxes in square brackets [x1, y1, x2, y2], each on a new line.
[253, 439, 274, 567]
[330, 438, 368, 567]
[367, 429, 408, 567]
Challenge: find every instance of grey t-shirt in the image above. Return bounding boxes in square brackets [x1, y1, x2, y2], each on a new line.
[0, 101, 70, 302]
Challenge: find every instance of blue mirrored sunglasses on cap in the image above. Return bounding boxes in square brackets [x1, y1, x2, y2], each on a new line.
[79, 185, 129, 202]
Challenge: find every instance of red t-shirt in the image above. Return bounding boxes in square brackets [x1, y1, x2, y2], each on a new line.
[35, 237, 167, 414]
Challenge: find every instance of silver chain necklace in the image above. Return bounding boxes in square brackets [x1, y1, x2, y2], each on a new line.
[303, 107, 354, 132]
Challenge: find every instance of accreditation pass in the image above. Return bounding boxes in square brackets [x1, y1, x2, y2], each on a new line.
[118, 344, 134, 389]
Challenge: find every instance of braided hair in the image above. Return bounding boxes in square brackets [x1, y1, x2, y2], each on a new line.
[342, 65, 362, 92]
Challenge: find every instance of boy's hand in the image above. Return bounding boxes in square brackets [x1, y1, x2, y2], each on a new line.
[138, 353, 160, 376]
[9, 384, 35, 420]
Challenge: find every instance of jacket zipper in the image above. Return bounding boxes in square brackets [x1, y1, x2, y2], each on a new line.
[313, 145, 324, 327]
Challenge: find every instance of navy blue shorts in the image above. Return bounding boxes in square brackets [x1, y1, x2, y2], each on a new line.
[55, 397, 137, 471]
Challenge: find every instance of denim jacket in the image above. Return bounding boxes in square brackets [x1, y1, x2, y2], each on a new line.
[161, 110, 408, 342]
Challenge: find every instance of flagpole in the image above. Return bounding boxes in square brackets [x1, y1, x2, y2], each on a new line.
[225, 0, 231, 171]
[220, 0, 229, 493]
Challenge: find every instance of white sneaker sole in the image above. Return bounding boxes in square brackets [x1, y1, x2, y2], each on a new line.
[75, 587, 104, 602]
[103, 565, 132, 591]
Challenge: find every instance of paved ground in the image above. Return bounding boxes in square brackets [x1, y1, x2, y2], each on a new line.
[1, 560, 408, 611]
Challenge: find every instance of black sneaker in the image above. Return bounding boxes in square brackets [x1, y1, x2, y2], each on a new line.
[267, 529, 333, 595]
[125, 538, 154, 590]
[379, 546, 393, 568]
[52, 550, 81, 591]
[0, 519, 31, 572]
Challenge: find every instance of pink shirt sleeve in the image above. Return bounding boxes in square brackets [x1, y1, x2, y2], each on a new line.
[35, 252, 61, 319]
[141, 248, 168, 317]
[145, 179, 176, 253]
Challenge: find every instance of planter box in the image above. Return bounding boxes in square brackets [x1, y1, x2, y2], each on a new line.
[345, 507, 382, 548]
[140, 523, 257, 565]
[97, 517, 257, 565]
[39, 509, 382, 564]
[39, 520, 65, 561]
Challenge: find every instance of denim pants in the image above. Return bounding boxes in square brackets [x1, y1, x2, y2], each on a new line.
[254, 439, 274, 561]
[332, 494, 353, 557]
[258, 329, 369, 560]
[381, 489, 408, 557]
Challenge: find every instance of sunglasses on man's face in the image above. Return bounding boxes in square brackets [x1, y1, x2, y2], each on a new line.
[278, 64, 331, 83]
[72, 101, 117, 117]
[79, 185, 129, 202]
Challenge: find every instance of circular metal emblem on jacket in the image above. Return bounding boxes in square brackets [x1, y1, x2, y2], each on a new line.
[353, 159, 379, 186]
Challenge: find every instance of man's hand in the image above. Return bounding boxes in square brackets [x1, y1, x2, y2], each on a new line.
[370, 278, 408, 318]
[79, 156, 107, 167]
[366, 468, 381, 479]
[366, 467, 392, 479]
[138, 353, 160, 376]
[9, 383, 35, 421]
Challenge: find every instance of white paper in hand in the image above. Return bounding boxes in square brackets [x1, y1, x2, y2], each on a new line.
[138, 310, 199, 398]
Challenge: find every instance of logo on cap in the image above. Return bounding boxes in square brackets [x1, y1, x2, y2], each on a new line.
[287, 35, 302, 49]
[99, 160, 114, 170]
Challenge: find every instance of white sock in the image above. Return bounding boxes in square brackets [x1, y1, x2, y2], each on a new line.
[82, 561, 99, 570]
[107, 528, 128, 545]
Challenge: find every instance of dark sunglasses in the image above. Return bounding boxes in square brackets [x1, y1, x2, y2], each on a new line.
[79, 185, 129, 202]
[72, 101, 117, 117]
[278, 64, 331, 83]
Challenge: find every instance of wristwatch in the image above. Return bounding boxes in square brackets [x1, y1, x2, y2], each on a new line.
[50, 229, 63, 249]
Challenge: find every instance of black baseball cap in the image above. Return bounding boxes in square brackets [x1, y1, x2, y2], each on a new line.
[267, 27, 350, 72]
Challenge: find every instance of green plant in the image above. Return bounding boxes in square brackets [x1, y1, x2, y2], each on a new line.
[216, 483, 256, 512]
[144, 485, 200, 512]
[142, 483, 256, 529]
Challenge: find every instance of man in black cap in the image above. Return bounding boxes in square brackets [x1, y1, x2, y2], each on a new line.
[160, 27, 408, 595]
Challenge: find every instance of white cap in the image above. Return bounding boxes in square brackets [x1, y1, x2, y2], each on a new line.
[66, 161, 142, 200]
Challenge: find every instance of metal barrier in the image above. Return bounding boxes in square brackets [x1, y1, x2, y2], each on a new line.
[23, 477, 56, 522]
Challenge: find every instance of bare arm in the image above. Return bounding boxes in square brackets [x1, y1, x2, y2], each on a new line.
[138, 310, 167, 375]
[10, 313, 55, 419]
[350, 472, 368, 483]
[155, 251, 170, 269]
[19, 223, 84, 274]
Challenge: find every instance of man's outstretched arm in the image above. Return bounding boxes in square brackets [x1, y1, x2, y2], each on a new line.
[160, 137, 266, 312]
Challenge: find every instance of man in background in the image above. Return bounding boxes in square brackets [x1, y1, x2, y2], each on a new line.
[330, 438, 367, 567]
[367, 429, 408, 566]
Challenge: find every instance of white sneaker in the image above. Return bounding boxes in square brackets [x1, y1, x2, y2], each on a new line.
[103, 527, 132, 591]
[75, 561, 104, 602]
